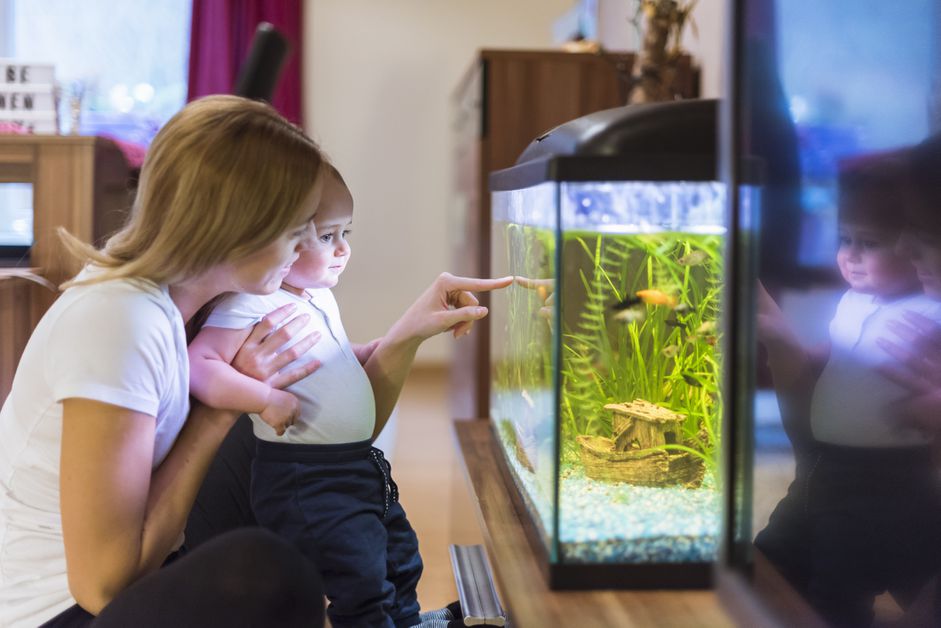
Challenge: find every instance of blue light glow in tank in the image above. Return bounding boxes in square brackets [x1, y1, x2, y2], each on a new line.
[561, 181, 727, 234]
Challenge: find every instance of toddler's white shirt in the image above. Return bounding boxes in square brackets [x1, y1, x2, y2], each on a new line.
[205, 288, 375, 444]
[810, 290, 941, 447]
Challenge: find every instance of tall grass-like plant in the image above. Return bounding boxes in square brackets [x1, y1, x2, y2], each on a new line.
[559, 231, 723, 478]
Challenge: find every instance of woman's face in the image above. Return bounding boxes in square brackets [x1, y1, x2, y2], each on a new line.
[229, 193, 318, 295]
[896, 229, 941, 299]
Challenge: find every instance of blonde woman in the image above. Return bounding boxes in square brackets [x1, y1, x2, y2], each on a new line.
[0, 96, 329, 627]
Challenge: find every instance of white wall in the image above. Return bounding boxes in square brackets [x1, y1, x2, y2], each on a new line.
[303, 0, 724, 365]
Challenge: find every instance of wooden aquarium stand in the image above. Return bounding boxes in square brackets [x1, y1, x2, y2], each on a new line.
[452, 419, 733, 627]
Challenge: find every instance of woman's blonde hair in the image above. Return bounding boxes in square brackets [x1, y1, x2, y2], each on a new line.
[61, 95, 325, 287]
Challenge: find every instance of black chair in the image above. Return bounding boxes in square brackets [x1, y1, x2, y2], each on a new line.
[233, 22, 290, 101]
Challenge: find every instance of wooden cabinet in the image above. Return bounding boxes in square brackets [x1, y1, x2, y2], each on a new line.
[0, 135, 133, 399]
[449, 49, 699, 420]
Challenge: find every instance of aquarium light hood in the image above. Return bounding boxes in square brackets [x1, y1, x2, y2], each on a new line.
[489, 99, 718, 191]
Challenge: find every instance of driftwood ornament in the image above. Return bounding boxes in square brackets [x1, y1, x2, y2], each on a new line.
[577, 399, 703, 487]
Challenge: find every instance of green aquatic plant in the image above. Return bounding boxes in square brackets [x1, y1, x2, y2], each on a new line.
[559, 231, 723, 478]
[490, 220, 724, 482]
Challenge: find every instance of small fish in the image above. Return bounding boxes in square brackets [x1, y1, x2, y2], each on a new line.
[661, 345, 680, 358]
[665, 318, 684, 328]
[613, 307, 646, 324]
[678, 250, 708, 266]
[702, 335, 717, 346]
[673, 302, 690, 313]
[521, 389, 535, 409]
[682, 373, 702, 388]
[635, 289, 678, 308]
[695, 321, 716, 335]
[612, 296, 643, 310]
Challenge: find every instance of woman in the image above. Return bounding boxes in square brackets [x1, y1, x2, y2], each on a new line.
[0, 95, 330, 627]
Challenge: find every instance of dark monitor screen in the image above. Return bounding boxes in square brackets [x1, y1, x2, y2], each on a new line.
[0, 182, 33, 266]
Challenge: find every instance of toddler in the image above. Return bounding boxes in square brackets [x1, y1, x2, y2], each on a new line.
[755, 155, 941, 627]
[189, 165, 510, 628]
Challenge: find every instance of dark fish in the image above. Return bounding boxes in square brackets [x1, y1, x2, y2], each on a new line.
[682, 373, 702, 388]
[612, 296, 643, 310]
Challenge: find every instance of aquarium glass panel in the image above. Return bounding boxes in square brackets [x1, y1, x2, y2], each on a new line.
[491, 182, 560, 556]
[726, 0, 941, 624]
[557, 181, 725, 565]
[492, 178, 727, 568]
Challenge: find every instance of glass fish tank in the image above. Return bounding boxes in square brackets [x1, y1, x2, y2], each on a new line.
[489, 99, 726, 589]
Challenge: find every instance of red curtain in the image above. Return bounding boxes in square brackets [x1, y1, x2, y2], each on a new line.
[187, 0, 303, 125]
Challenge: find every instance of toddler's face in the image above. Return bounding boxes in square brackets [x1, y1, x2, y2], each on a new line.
[837, 222, 917, 297]
[896, 229, 941, 299]
[284, 174, 353, 290]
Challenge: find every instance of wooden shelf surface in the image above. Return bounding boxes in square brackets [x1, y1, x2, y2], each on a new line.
[452, 419, 733, 627]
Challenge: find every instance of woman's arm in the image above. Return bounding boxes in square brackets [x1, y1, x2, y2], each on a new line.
[60, 302, 323, 614]
[364, 273, 512, 437]
[60, 399, 237, 614]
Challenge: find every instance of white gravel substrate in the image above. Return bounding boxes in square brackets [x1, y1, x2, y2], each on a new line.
[499, 436, 721, 564]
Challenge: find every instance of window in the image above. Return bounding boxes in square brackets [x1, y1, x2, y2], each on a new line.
[3, 0, 191, 146]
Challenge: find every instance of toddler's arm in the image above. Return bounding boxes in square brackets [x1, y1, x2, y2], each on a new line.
[189, 326, 299, 436]
[756, 280, 827, 389]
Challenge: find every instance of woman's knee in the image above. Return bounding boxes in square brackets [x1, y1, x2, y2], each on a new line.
[196, 527, 325, 626]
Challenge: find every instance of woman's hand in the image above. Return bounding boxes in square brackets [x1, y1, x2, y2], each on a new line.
[878, 310, 941, 434]
[387, 272, 514, 343]
[231, 303, 322, 389]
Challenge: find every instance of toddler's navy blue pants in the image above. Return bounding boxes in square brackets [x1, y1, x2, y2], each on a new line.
[252, 438, 423, 628]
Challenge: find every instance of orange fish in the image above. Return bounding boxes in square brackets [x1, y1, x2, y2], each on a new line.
[536, 285, 548, 301]
[635, 289, 677, 308]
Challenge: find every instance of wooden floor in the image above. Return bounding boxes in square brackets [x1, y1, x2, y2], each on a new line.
[385, 365, 483, 611]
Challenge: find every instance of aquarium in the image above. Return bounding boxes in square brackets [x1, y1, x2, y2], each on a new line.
[489, 99, 726, 589]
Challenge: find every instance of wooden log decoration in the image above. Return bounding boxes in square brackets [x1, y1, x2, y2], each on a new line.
[576, 400, 701, 487]
[605, 399, 686, 452]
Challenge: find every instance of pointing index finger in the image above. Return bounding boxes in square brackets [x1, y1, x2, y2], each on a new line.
[445, 275, 513, 293]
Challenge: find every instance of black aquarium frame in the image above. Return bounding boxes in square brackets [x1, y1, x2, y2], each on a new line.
[488, 99, 721, 590]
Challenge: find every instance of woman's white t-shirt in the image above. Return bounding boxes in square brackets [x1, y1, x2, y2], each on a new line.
[0, 272, 190, 627]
